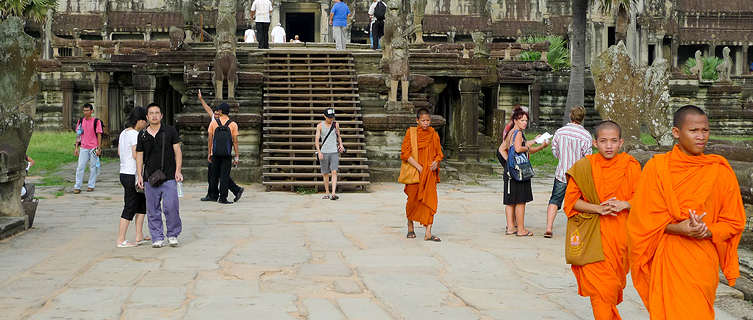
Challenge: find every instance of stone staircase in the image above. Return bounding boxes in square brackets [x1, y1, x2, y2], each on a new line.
[262, 50, 370, 190]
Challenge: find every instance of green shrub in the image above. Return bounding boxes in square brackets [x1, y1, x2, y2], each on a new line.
[546, 36, 570, 71]
[518, 51, 541, 61]
[682, 56, 722, 80]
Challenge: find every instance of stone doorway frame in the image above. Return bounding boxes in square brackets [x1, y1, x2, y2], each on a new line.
[279, 2, 322, 43]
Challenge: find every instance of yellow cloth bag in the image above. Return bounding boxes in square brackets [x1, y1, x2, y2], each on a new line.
[398, 127, 419, 184]
[565, 158, 605, 266]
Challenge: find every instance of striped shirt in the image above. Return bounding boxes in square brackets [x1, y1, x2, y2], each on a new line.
[552, 123, 592, 182]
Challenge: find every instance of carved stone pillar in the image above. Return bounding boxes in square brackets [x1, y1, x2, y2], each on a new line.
[93, 72, 111, 139]
[452, 78, 481, 160]
[271, 1, 281, 33]
[320, 0, 330, 43]
[743, 45, 750, 75]
[133, 74, 157, 109]
[61, 80, 74, 130]
[529, 82, 541, 124]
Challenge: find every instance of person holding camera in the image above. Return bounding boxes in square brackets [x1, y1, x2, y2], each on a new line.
[315, 108, 344, 200]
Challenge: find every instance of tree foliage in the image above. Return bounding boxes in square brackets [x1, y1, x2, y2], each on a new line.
[0, 0, 57, 23]
[517, 51, 541, 61]
[683, 57, 723, 81]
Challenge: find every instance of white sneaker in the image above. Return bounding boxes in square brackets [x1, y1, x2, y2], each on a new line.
[152, 240, 167, 248]
[168, 237, 179, 247]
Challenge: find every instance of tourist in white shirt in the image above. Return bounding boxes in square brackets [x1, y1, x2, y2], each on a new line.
[271, 23, 286, 43]
[250, 0, 273, 49]
[117, 107, 149, 248]
[244, 27, 256, 43]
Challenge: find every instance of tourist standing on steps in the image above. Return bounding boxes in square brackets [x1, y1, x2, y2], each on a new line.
[544, 105, 591, 238]
[271, 23, 286, 43]
[330, 0, 351, 50]
[198, 90, 244, 203]
[368, 0, 386, 49]
[315, 108, 344, 200]
[207, 102, 242, 204]
[73, 103, 103, 194]
[244, 25, 256, 43]
[116, 107, 149, 248]
[136, 103, 183, 248]
[250, 0, 272, 49]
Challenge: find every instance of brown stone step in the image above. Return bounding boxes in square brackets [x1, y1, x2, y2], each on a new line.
[264, 119, 362, 125]
[265, 81, 358, 86]
[264, 56, 354, 61]
[263, 127, 363, 132]
[264, 100, 359, 104]
[262, 181, 369, 186]
[263, 112, 361, 117]
[264, 172, 370, 178]
[265, 69, 354, 73]
[264, 133, 365, 139]
[264, 149, 366, 154]
[263, 156, 368, 161]
[266, 75, 356, 80]
[263, 106, 361, 111]
[264, 63, 355, 67]
[263, 164, 369, 170]
[265, 87, 358, 91]
[263, 141, 365, 147]
[264, 93, 360, 98]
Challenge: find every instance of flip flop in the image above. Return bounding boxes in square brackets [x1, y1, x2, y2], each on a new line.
[406, 231, 416, 238]
[516, 231, 534, 237]
[117, 241, 138, 248]
[330, 195, 339, 201]
[321, 195, 330, 200]
[544, 232, 553, 238]
[424, 235, 441, 242]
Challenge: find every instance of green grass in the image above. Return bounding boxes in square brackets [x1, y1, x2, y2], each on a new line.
[27, 131, 78, 176]
[54, 191, 64, 198]
[38, 176, 66, 186]
[295, 186, 317, 195]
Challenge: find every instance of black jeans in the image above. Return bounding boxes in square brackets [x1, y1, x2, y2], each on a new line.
[120, 174, 146, 221]
[207, 156, 241, 201]
[371, 20, 384, 49]
[256, 22, 270, 49]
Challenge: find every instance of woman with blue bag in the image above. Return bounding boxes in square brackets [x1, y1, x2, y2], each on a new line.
[501, 106, 549, 236]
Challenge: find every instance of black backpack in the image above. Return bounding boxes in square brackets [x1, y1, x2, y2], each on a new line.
[76, 117, 102, 134]
[374, 1, 386, 20]
[212, 118, 234, 157]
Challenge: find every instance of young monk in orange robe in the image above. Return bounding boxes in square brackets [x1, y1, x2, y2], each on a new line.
[402, 107, 444, 241]
[564, 121, 641, 320]
[628, 105, 746, 320]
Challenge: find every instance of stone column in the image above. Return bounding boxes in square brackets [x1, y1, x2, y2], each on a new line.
[61, 80, 74, 130]
[671, 40, 679, 68]
[144, 24, 152, 42]
[93, 72, 111, 137]
[709, 44, 717, 58]
[735, 47, 744, 75]
[320, 0, 330, 43]
[271, 1, 281, 32]
[529, 82, 541, 123]
[453, 78, 481, 160]
[743, 45, 750, 75]
[133, 74, 157, 108]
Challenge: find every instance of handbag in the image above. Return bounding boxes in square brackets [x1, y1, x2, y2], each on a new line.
[147, 132, 168, 187]
[315, 122, 336, 164]
[506, 130, 535, 181]
[398, 127, 420, 184]
[564, 158, 605, 266]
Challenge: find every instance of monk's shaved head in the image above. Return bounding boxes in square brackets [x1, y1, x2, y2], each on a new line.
[416, 107, 431, 119]
[673, 105, 706, 129]
[595, 120, 621, 139]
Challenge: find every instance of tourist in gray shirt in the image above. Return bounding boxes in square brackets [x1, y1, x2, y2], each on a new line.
[315, 108, 344, 200]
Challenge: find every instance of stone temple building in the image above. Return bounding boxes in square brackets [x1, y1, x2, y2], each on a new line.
[29, 0, 753, 188]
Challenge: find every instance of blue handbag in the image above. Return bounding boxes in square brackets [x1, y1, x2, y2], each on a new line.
[506, 130, 535, 182]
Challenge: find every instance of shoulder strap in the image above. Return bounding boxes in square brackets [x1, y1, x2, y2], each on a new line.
[410, 127, 418, 160]
[566, 157, 600, 204]
[321, 122, 335, 145]
[215, 117, 223, 128]
[160, 130, 166, 170]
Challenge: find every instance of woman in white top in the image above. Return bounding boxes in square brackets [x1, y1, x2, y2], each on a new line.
[116, 107, 148, 247]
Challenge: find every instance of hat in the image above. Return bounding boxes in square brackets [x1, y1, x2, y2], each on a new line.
[217, 102, 230, 115]
[324, 108, 335, 118]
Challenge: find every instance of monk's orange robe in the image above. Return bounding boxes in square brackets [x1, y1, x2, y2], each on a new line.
[628, 145, 746, 320]
[401, 126, 444, 226]
[564, 153, 642, 320]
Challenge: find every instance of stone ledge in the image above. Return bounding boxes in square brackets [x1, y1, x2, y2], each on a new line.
[0, 216, 27, 240]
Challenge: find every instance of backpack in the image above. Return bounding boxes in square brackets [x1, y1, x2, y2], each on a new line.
[212, 118, 234, 157]
[506, 130, 535, 181]
[374, 1, 386, 20]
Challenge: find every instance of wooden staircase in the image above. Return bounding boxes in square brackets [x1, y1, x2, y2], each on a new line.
[262, 50, 370, 190]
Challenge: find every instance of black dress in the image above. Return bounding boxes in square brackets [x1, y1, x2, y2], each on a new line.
[503, 131, 533, 205]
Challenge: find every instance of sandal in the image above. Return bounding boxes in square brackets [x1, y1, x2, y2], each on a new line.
[424, 235, 441, 242]
[117, 241, 138, 248]
[544, 232, 553, 238]
[406, 231, 416, 238]
[505, 227, 517, 235]
[321, 195, 330, 200]
[330, 195, 339, 201]
[516, 231, 534, 237]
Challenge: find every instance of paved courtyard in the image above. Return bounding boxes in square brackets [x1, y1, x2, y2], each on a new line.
[1, 163, 750, 319]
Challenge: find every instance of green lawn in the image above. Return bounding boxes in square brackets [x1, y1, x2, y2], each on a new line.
[26, 131, 115, 186]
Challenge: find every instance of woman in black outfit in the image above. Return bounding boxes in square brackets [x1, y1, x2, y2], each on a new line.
[500, 107, 548, 236]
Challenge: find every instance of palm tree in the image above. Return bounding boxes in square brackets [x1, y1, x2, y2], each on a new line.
[564, 0, 632, 125]
[0, 0, 57, 23]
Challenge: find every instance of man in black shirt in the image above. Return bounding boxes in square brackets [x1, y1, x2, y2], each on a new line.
[136, 103, 183, 248]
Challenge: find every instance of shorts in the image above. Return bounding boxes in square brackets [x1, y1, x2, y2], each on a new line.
[120, 173, 146, 221]
[320, 152, 339, 174]
[548, 178, 568, 209]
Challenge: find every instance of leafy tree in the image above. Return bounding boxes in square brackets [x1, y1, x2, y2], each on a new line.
[0, 0, 57, 23]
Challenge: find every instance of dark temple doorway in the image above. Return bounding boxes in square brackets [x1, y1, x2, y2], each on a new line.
[285, 12, 315, 43]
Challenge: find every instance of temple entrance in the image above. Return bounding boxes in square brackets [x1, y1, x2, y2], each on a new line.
[280, 2, 321, 43]
[285, 12, 315, 42]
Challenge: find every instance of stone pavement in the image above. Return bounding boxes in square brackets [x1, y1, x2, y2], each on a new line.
[1, 163, 751, 319]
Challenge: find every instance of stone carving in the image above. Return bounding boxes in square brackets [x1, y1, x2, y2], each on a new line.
[717, 46, 732, 82]
[213, 0, 239, 103]
[689, 50, 703, 81]
[410, 0, 427, 44]
[0, 17, 39, 219]
[382, 0, 414, 105]
[91, 45, 103, 59]
[169, 26, 189, 51]
[471, 31, 490, 58]
[591, 41, 673, 148]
